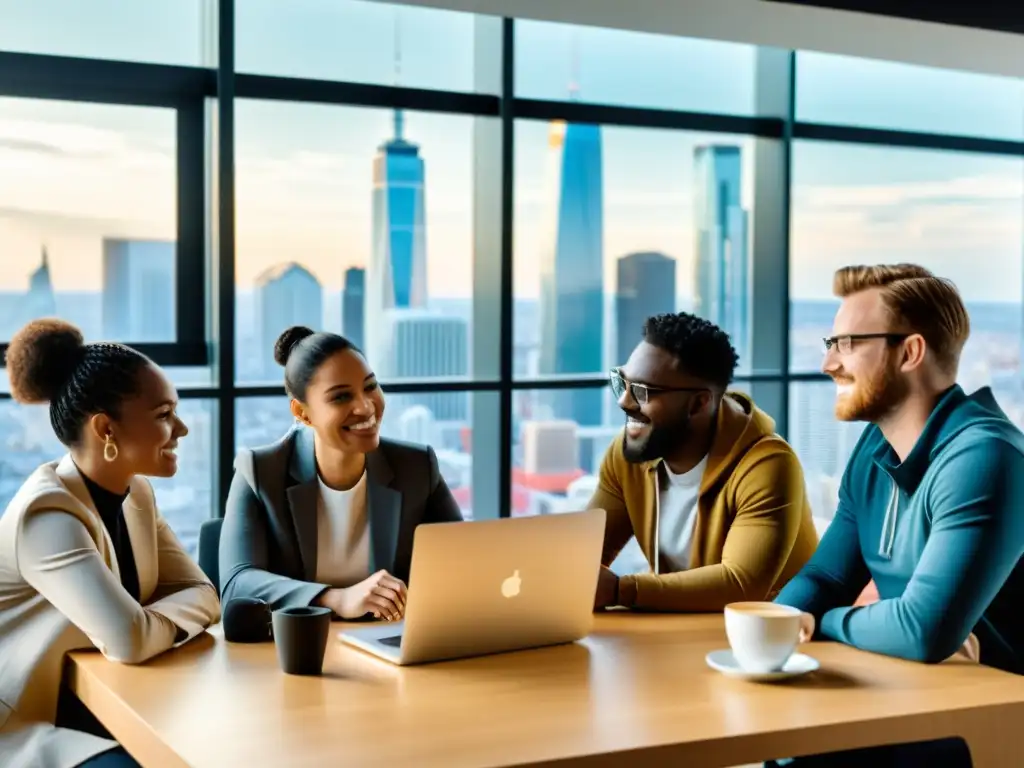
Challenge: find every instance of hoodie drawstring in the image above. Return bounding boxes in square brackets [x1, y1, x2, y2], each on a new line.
[653, 484, 661, 576]
[878, 478, 900, 559]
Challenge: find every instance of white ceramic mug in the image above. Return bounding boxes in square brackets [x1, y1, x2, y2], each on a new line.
[724, 601, 802, 673]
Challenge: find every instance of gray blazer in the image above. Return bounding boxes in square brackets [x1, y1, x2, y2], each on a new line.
[219, 427, 464, 611]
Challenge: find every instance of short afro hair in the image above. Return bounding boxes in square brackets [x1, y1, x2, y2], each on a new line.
[642, 312, 739, 390]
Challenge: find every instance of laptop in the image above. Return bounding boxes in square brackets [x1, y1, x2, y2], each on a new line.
[339, 508, 606, 665]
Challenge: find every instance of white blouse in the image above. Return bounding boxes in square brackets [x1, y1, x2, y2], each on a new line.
[314, 471, 371, 588]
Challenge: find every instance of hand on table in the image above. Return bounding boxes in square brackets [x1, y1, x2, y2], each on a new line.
[798, 612, 815, 644]
[949, 633, 980, 663]
[317, 570, 407, 621]
[594, 566, 619, 610]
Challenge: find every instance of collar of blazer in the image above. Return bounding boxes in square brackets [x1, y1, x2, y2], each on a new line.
[287, 425, 394, 487]
[285, 426, 401, 577]
[53, 454, 157, 599]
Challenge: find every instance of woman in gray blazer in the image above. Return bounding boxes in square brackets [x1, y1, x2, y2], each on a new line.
[219, 326, 464, 623]
[0, 320, 220, 768]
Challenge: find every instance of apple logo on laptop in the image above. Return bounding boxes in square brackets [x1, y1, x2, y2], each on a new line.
[501, 570, 521, 599]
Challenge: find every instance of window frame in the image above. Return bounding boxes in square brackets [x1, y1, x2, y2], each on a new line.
[0, 50, 213, 366]
[0, 0, 1021, 524]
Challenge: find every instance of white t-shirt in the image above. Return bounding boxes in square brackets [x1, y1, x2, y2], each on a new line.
[657, 456, 707, 573]
[314, 471, 371, 588]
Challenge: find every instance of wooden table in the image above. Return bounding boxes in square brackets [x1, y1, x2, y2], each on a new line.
[67, 614, 1024, 767]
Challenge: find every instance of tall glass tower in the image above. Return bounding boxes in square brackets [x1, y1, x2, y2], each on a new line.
[694, 145, 750, 362]
[538, 120, 604, 427]
[367, 109, 427, 359]
[370, 110, 427, 311]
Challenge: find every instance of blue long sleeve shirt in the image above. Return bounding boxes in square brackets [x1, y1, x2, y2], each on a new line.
[776, 385, 1024, 674]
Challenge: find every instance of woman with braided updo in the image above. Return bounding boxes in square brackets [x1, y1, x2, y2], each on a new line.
[0, 319, 220, 768]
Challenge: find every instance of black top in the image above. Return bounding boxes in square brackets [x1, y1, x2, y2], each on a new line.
[80, 472, 141, 602]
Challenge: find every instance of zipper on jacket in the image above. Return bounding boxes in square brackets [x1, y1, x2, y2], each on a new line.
[878, 478, 900, 560]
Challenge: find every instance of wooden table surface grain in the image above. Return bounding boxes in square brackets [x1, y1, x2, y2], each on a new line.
[67, 613, 1024, 767]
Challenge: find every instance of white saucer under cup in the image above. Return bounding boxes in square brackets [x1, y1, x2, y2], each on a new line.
[705, 648, 819, 682]
[723, 601, 802, 674]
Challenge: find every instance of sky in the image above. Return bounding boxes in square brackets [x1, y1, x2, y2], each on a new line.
[0, 0, 1022, 303]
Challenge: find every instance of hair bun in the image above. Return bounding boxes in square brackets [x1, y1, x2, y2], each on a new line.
[273, 326, 315, 367]
[5, 319, 85, 404]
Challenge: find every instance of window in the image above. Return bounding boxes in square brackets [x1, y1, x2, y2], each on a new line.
[0, 397, 215, 555]
[510, 381, 754, 514]
[235, 392, 488, 521]
[236, 0, 492, 94]
[514, 121, 757, 389]
[0, 0, 209, 66]
[0, 99, 176, 341]
[515, 20, 756, 115]
[790, 141, 1024, 377]
[796, 52, 1024, 141]
[235, 100, 488, 385]
[0, 97, 210, 386]
[788, 380, 864, 521]
[790, 144, 1024, 520]
[7, 8, 1021, 531]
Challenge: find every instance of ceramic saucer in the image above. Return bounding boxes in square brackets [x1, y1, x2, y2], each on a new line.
[705, 649, 819, 682]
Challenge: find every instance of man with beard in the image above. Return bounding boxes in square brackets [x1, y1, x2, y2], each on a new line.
[588, 312, 818, 612]
[771, 264, 1024, 767]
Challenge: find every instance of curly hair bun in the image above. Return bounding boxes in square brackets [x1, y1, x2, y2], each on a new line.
[5, 318, 85, 404]
[273, 325, 315, 367]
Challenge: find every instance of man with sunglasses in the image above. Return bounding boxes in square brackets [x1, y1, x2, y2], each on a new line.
[771, 264, 1024, 767]
[589, 312, 818, 612]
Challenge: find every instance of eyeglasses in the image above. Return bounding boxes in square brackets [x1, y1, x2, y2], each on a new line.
[609, 369, 707, 406]
[823, 333, 910, 355]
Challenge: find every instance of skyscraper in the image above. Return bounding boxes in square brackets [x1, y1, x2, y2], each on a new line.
[538, 120, 604, 426]
[378, 309, 468, 421]
[693, 145, 750, 361]
[615, 251, 676, 365]
[343, 266, 365, 350]
[366, 110, 427, 360]
[102, 238, 175, 340]
[255, 262, 323, 379]
[24, 246, 56, 322]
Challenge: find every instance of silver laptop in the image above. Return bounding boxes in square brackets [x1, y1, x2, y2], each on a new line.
[339, 508, 606, 665]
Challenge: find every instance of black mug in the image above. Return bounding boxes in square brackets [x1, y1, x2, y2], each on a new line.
[271, 606, 333, 676]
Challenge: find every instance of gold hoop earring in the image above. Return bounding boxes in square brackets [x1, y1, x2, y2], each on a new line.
[103, 435, 119, 463]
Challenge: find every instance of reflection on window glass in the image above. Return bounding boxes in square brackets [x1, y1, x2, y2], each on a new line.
[236, 0, 491, 93]
[0, 98, 177, 344]
[796, 52, 1024, 140]
[514, 120, 757, 405]
[789, 141, 1024, 384]
[235, 393, 480, 519]
[234, 100, 485, 384]
[0, 398, 214, 556]
[515, 19, 756, 115]
[0, 0, 207, 65]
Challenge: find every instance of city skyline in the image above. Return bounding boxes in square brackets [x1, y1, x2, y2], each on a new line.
[1, 2, 1022, 301]
[3, 0, 1024, 561]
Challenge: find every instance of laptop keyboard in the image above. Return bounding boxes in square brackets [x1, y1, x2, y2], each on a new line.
[379, 635, 403, 647]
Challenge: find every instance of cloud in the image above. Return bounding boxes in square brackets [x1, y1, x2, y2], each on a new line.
[0, 205, 130, 234]
[797, 173, 1023, 210]
[0, 138, 68, 156]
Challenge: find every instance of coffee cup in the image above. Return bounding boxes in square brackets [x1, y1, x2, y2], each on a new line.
[271, 606, 332, 676]
[724, 601, 802, 673]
